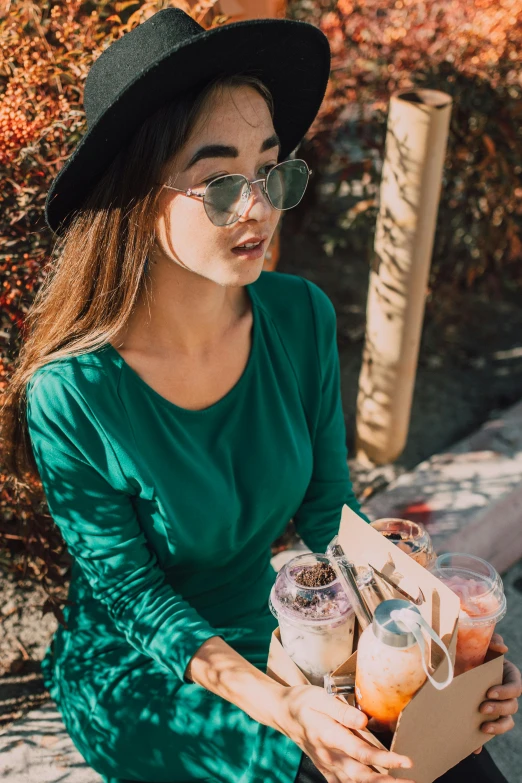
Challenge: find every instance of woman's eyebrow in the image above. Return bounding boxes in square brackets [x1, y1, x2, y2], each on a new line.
[183, 133, 281, 171]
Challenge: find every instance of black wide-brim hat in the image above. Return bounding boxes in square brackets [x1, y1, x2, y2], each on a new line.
[45, 6, 331, 237]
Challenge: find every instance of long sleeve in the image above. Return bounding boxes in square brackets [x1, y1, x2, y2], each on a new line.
[26, 368, 222, 684]
[292, 281, 371, 554]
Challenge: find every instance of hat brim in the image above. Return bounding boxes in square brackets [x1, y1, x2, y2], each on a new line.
[44, 17, 331, 236]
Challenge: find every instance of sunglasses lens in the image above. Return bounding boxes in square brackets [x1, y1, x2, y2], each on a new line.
[203, 160, 310, 226]
[204, 175, 248, 227]
[266, 159, 309, 210]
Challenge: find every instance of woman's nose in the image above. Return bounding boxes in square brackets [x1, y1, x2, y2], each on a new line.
[238, 180, 272, 221]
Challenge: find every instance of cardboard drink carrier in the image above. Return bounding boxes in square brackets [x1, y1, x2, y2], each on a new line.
[266, 506, 504, 783]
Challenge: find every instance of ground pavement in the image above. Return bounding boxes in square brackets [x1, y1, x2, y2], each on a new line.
[2, 402, 522, 783]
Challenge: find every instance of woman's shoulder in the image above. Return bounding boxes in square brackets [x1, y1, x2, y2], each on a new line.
[26, 345, 120, 415]
[250, 271, 336, 325]
[25, 347, 132, 491]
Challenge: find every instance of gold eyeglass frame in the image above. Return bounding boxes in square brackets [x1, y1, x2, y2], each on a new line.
[155, 158, 313, 226]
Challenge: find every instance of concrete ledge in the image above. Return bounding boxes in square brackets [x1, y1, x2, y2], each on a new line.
[440, 483, 522, 574]
[361, 400, 522, 574]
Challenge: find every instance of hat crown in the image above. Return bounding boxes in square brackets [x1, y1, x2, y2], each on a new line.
[84, 8, 205, 127]
[45, 9, 332, 236]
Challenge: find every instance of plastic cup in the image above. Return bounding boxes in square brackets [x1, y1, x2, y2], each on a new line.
[355, 600, 428, 730]
[428, 553, 507, 675]
[370, 518, 436, 568]
[269, 553, 355, 686]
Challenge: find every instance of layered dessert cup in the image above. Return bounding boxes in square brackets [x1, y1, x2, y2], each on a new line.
[269, 554, 356, 686]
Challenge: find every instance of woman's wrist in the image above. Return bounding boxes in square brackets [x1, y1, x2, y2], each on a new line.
[246, 676, 291, 732]
[185, 635, 291, 731]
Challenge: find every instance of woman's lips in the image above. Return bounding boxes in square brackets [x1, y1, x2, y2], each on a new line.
[230, 240, 265, 259]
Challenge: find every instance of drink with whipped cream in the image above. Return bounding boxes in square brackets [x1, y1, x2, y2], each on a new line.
[269, 554, 355, 686]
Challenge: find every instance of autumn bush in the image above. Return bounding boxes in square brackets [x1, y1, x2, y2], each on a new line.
[0, 0, 231, 615]
[289, 0, 522, 289]
[1, 0, 521, 608]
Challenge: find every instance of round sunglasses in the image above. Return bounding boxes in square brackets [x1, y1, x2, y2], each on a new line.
[156, 158, 312, 227]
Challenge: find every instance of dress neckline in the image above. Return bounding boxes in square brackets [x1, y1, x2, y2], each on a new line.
[102, 283, 259, 416]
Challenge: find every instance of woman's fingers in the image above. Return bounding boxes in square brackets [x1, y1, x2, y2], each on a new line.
[328, 695, 368, 729]
[324, 750, 414, 783]
[334, 758, 414, 783]
[326, 697, 413, 771]
[334, 725, 413, 772]
[323, 775, 350, 783]
[486, 659, 522, 701]
[480, 714, 516, 736]
[472, 659, 520, 753]
[480, 696, 519, 719]
[478, 660, 520, 735]
[488, 633, 508, 653]
[311, 692, 416, 781]
[318, 765, 352, 783]
[319, 719, 414, 778]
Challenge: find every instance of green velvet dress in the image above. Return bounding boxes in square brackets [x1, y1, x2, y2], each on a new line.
[26, 271, 369, 783]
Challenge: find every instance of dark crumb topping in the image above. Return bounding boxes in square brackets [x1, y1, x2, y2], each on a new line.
[293, 562, 337, 587]
[383, 532, 404, 541]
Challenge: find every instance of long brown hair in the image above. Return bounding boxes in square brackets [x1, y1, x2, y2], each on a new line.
[1, 73, 274, 496]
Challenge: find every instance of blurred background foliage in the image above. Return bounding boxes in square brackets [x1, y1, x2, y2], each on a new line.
[294, 0, 522, 289]
[0, 0, 521, 605]
[0, 0, 232, 613]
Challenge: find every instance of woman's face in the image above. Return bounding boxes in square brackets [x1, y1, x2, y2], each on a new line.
[151, 84, 282, 288]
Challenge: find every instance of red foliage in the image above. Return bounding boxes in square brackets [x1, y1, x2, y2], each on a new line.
[0, 0, 228, 616]
[290, 0, 522, 286]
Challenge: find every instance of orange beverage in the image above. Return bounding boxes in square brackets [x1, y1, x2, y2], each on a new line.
[355, 600, 428, 730]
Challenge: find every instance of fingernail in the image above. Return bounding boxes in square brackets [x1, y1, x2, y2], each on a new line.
[486, 725, 495, 733]
[490, 691, 499, 699]
[484, 705, 494, 713]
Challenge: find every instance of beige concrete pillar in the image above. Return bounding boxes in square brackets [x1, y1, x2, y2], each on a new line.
[355, 90, 453, 465]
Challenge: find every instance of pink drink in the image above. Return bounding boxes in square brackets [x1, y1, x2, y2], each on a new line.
[429, 554, 507, 675]
[370, 518, 435, 568]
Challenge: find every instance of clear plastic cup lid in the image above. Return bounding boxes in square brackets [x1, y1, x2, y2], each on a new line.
[269, 553, 355, 627]
[428, 553, 507, 626]
[370, 518, 435, 562]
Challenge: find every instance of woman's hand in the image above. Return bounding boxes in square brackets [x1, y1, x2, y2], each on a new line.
[276, 684, 414, 783]
[473, 633, 521, 754]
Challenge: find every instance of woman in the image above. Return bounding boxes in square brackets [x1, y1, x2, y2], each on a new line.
[1, 8, 519, 783]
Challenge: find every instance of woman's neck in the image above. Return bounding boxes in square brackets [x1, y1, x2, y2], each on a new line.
[112, 254, 250, 359]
